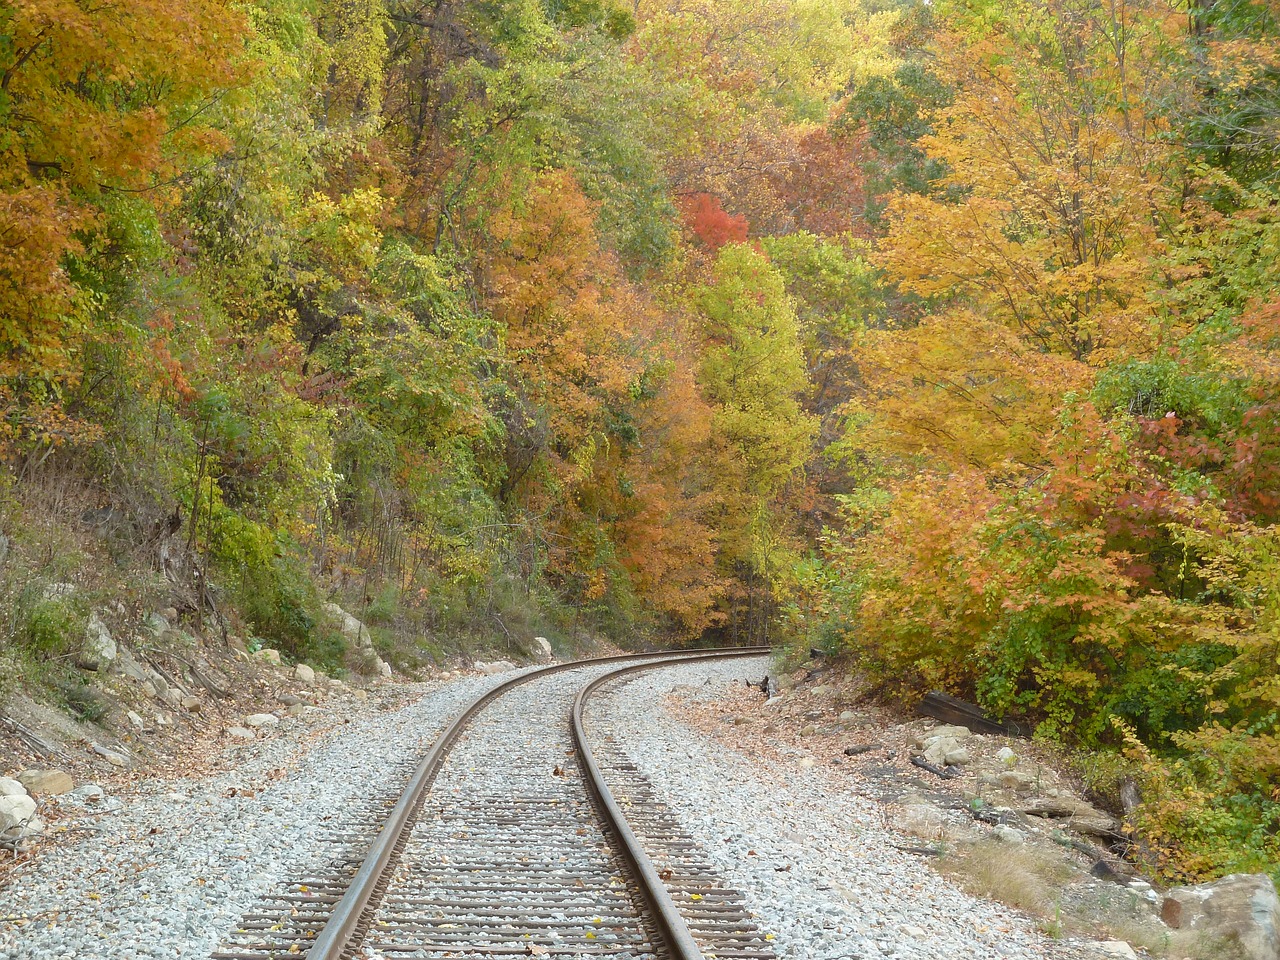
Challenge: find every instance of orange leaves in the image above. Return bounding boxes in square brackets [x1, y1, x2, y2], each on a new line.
[678, 193, 749, 250]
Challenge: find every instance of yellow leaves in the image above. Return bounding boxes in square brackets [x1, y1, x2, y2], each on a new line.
[852, 310, 1090, 471]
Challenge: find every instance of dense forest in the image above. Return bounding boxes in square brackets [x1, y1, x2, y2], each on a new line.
[1, 0, 1277, 881]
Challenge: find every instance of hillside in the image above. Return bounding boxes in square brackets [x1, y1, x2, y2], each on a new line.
[1, 0, 1277, 885]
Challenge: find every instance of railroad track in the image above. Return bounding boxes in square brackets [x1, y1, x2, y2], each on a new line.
[212, 650, 775, 960]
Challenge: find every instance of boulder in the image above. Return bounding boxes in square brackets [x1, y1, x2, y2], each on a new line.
[244, 713, 279, 728]
[375, 657, 392, 679]
[1161, 873, 1280, 960]
[532, 636, 554, 661]
[322, 602, 372, 648]
[0, 794, 40, 838]
[16, 769, 73, 796]
[78, 614, 118, 671]
[252, 647, 282, 666]
[141, 611, 170, 639]
[0, 778, 26, 797]
[293, 663, 315, 685]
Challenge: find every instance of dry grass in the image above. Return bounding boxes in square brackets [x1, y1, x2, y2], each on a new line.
[937, 839, 1076, 917]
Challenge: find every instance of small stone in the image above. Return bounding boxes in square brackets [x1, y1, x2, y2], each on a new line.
[244, 713, 279, 728]
[293, 663, 315, 685]
[943, 746, 970, 766]
[227, 726, 256, 741]
[838, 710, 856, 722]
[0, 778, 26, 798]
[900, 925, 926, 939]
[996, 746, 1017, 765]
[16, 769, 74, 796]
[92, 745, 128, 767]
[252, 648, 282, 666]
[732, 716, 750, 726]
[799, 724, 817, 737]
[993, 825, 1025, 844]
[278, 693, 303, 707]
[375, 658, 392, 679]
[798, 757, 816, 770]
[810, 684, 833, 697]
[69, 784, 104, 802]
[181, 695, 202, 713]
[286, 703, 309, 717]
[127, 710, 146, 730]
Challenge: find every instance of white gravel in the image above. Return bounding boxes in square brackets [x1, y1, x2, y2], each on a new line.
[0, 670, 538, 960]
[590, 657, 1079, 960]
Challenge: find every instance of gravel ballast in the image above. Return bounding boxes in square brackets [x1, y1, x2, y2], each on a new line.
[3, 656, 1100, 960]
[589, 657, 1082, 960]
[0, 670, 535, 960]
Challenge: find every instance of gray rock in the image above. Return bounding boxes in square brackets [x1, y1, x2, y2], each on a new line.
[126, 710, 146, 730]
[42, 581, 76, 601]
[0, 777, 26, 798]
[244, 713, 279, 728]
[322, 602, 372, 648]
[252, 648, 282, 666]
[293, 663, 315, 685]
[181, 695, 202, 713]
[1161, 873, 1280, 960]
[92, 744, 128, 767]
[838, 710, 856, 722]
[68, 784, 105, 803]
[226, 726, 256, 740]
[993, 825, 1025, 844]
[277, 693, 303, 707]
[996, 746, 1017, 765]
[0, 794, 39, 837]
[922, 735, 965, 767]
[375, 657, 392, 679]
[141, 612, 170, 639]
[16, 769, 74, 796]
[532, 636, 554, 661]
[78, 614, 118, 671]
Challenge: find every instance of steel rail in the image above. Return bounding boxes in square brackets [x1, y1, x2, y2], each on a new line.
[305, 647, 768, 960]
[572, 649, 769, 960]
